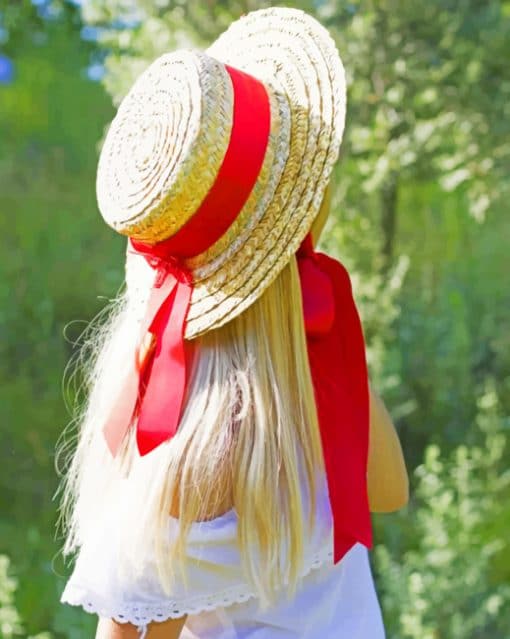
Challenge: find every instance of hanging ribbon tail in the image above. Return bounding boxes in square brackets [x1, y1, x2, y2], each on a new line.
[101, 363, 141, 457]
[136, 278, 192, 456]
[300, 250, 373, 564]
[297, 256, 335, 337]
[102, 274, 179, 457]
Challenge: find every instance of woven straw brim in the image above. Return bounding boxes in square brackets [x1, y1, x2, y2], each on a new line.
[124, 7, 346, 339]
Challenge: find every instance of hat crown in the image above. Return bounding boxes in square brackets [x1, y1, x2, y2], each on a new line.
[96, 50, 235, 242]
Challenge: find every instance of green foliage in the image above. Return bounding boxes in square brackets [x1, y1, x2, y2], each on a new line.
[0, 555, 24, 639]
[0, 554, 53, 639]
[330, 0, 510, 223]
[374, 383, 510, 638]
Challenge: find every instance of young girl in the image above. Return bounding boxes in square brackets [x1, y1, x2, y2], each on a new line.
[57, 8, 408, 639]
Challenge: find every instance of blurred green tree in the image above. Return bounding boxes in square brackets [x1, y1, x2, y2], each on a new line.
[0, 1, 114, 636]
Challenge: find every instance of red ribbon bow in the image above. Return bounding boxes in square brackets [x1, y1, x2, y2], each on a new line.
[102, 237, 193, 457]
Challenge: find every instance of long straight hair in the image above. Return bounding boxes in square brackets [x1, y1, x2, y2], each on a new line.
[56, 253, 324, 606]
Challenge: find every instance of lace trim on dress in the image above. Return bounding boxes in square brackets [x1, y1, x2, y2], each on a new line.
[60, 545, 334, 627]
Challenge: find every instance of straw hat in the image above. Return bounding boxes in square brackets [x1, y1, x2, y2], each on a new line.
[96, 7, 346, 339]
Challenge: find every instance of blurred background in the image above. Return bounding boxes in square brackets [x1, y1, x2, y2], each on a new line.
[0, 1, 509, 637]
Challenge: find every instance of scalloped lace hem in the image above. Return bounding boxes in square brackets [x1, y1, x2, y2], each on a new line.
[60, 546, 334, 626]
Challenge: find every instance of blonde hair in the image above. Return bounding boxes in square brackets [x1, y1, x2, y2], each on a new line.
[56, 253, 324, 606]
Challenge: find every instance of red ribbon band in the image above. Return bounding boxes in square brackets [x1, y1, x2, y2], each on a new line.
[152, 63, 271, 259]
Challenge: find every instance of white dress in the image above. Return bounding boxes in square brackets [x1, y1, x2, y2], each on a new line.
[60, 473, 386, 638]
